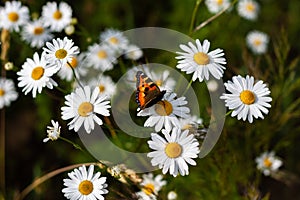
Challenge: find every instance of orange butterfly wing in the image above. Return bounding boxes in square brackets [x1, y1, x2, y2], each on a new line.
[135, 71, 166, 110]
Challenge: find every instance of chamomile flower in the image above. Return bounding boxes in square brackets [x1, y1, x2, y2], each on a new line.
[205, 0, 231, 14]
[0, 78, 18, 109]
[246, 30, 269, 55]
[138, 92, 190, 133]
[167, 191, 178, 200]
[17, 52, 59, 98]
[179, 115, 203, 131]
[43, 37, 80, 68]
[255, 151, 283, 176]
[147, 128, 200, 177]
[124, 44, 143, 60]
[57, 54, 87, 81]
[21, 19, 53, 48]
[62, 165, 108, 200]
[43, 120, 61, 142]
[85, 43, 116, 71]
[87, 75, 116, 98]
[0, 1, 29, 32]
[61, 86, 111, 134]
[41, 1, 72, 32]
[237, 0, 259, 21]
[100, 28, 129, 52]
[136, 173, 167, 200]
[176, 39, 226, 82]
[220, 75, 272, 123]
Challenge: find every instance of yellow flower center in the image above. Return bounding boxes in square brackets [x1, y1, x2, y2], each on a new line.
[263, 158, 272, 168]
[109, 37, 119, 44]
[0, 89, 5, 96]
[193, 52, 210, 65]
[165, 142, 182, 158]
[78, 102, 93, 117]
[97, 50, 107, 59]
[78, 180, 94, 195]
[142, 183, 155, 196]
[155, 100, 173, 116]
[216, 0, 223, 5]
[240, 90, 256, 105]
[33, 27, 44, 35]
[53, 10, 62, 20]
[8, 12, 19, 22]
[67, 57, 78, 68]
[55, 49, 67, 59]
[246, 3, 255, 12]
[31, 66, 45, 80]
[99, 85, 105, 93]
[253, 39, 262, 46]
[155, 80, 162, 87]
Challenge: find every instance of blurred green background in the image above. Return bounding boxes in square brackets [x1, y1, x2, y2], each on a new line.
[3, 0, 300, 199]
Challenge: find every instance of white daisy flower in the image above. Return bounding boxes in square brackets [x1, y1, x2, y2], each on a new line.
[246, 30, 269, 55]
[0, 1, 29, 32]
[205, 0, 231, 14]
[62, 165, 108, 200]
[43, 37, 80, 69]
[87, 75, 116, 98]
[17, 52, 59, 98]
[167, 191, 178, 200]
[135, 173, 166, 200]
[176, 39, 226, 82]
[237, 0, 259, 21]
[0, 78, 18, 109]
[100, 28, 129, 52]
[41, 1, 72, 32]
[57, 54, 87, 81]
[21, 19, 54, 48]
[124, 44, 143, 60]
[138, 92, 190, 133]
[85, 43, 117, 71]
[61, 86, 111, 133]
[220, 75, 272, 123]
[43, 120, 61, 143]
[255, 151, 283, 176]
[147, 128, 200, 177]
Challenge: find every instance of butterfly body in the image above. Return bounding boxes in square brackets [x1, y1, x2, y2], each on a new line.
[135, 71, 166, 110]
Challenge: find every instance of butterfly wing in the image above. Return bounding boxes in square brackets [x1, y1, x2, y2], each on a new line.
[135, 71, 166, 110]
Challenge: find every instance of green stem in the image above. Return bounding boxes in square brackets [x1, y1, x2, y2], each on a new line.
[225, 110, 232, 117]
[67, 61, 84, 89]
[182, 78, 194, 97]
[189, 0, 202, 35]
[55, 85, 68, 94]
[59, 136, 84, 152]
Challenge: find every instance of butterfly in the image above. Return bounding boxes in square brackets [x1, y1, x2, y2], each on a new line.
[135, 71, 166, 110]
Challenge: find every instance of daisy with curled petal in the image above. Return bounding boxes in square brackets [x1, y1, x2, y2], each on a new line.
[100, 28, 129, 52]
[43, 120, 61, 143]
[62, 165, 109, 200]
[0, 1, 29, 32]
[41, 1, 72, 32]
[220, 75, 272, 123]
[17, 52, 59, 98]
[147, 128, 200, 177]
[255, 151, 282, 176]
[237, 0, 259, 21]
[57, 54, 87, 81]
[0, 78, 18, 109]
[205, 0, 231, 14]
[85, 43, 117, 71]
[175, 39, 226, 82]
[136, 173, 167, 200]
[246, 30, 269, 55]
[61, 85, 111, 134]
[21, 19, 54, 48]
[138, 92, 190, 133]
[87, 75, 116, 99]
[43, 37, 80, 69]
